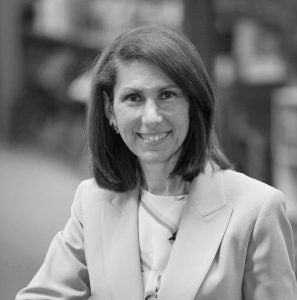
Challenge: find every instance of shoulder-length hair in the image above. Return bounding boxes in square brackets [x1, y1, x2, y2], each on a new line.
[87, 24, 231, 192]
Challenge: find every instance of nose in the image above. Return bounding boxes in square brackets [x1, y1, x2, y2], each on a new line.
[141, 99, 163, 127]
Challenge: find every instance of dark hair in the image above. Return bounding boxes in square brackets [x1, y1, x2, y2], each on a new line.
[87, 24, 231, 192]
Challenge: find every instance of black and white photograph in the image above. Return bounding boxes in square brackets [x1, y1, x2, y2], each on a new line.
[1, 1, 297, 299]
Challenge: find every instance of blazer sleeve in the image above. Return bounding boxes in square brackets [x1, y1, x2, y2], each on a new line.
[243, 189, 297, 299]
[15, 182, 91, 300]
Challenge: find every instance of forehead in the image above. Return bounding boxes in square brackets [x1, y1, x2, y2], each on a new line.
[114, 60, 175, 90]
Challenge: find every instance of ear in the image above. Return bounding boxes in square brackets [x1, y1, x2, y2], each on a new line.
[103, 91, 116, 126]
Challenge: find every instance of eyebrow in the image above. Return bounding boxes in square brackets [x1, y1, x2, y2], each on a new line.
[159, 84, 180, 90]
[119, 84, 180, 93]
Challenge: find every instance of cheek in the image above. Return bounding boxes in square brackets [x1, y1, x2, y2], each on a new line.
[113, 105, 129, 128]
[179, 120, 189, 143]
[113, 109, 137, 141]
[177, 107, 190, 133]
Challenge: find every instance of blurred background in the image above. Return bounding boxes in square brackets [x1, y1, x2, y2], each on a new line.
[1, 0, 297, 298]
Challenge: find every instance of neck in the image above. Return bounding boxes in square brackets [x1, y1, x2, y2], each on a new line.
[140, 163, 189, 196]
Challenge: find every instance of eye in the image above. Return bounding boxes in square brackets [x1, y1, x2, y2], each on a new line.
[124, 93, 142, 103]
[159, 90, 177, 100]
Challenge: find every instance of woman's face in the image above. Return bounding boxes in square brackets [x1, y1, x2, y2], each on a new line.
[107, 60, 189, 170]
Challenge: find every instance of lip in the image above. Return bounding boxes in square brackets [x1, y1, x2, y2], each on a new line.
[136, 131, 170, 144]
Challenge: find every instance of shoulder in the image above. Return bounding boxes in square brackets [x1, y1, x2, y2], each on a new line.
[74, 178, 115, 200]
[72, 178, 120, 219]
[222, 169, 280, 193]
[220, 169, 285, 213]
[218, 170, 292, 251]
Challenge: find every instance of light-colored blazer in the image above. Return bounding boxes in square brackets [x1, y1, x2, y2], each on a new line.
[16, 166, 297, 300]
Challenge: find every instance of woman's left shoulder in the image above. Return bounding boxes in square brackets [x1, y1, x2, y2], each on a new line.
[220, 169, 285, 210]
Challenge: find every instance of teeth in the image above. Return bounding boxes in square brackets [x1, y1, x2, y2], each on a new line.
[140, 133, 168, 142]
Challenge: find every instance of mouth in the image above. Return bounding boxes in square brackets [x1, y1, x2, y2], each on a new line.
[137, 131, 170, 144]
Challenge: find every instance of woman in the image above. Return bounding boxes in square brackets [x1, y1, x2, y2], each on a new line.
[16, 24, 296, 300]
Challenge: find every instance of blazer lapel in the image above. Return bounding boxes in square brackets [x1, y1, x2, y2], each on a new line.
[103, 187, 144, 300]
[158, 165, 233, 300]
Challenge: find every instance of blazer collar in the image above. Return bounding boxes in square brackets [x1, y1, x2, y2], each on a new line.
[103, 164, 233, 300]
[188, 162, 227, 216]
[103, 186, 144, 300]
[157, 163, 233, 299]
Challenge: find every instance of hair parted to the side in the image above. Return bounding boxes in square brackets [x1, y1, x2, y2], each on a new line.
[87, 24, 232, 192]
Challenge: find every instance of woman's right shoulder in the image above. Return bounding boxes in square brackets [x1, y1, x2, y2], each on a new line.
[73, 178, 118, 211]
[76, 178, 105, 194]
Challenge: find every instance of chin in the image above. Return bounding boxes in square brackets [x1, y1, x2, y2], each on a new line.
[138, 153, 164, 163]
[138, 151, 177, 166]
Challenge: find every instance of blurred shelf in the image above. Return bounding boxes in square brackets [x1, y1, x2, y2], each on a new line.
[23, 28, 105, 52]
[11, 27, 93, 161]
[22, 28, 94, 107]
[27, 81, 87, 108]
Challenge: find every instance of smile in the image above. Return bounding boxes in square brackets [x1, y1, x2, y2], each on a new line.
[137, 132, 170, 144]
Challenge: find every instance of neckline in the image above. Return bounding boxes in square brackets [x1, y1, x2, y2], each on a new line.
[141, 187, 188, 202]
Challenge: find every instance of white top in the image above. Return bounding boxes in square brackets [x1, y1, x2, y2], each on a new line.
[138, 188, 188, 299]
